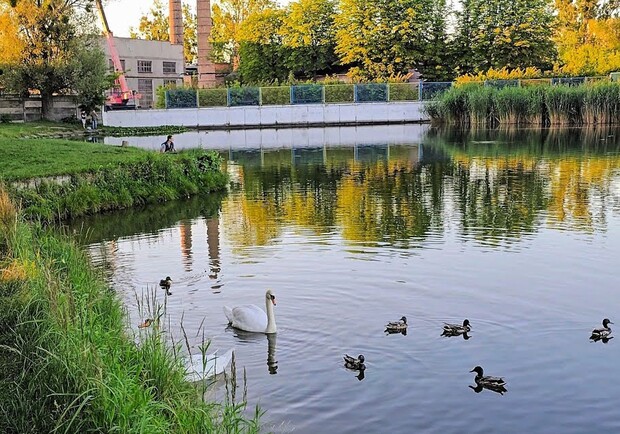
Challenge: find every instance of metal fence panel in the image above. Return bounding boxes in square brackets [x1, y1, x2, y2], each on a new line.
[291, 85, 323, 104]
[228, 87, 260, 106]
[552, 77, 586, 86]
[485, 79, 519, 89]
[420, 82, 452, 100]
[165, 88, 198, 108]
[355, 83, 388, 102]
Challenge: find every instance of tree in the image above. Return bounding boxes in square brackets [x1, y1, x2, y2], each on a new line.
[554, 0, 620, 74]
[129, 0, 197, 64]
[281, 0, 338, 79]
[210, 0, 275, 69]
[334, 0, 434, 81]
[0, 0, 110, 117]
[237, 8, 290, 83]
[454, 0, 556, 74]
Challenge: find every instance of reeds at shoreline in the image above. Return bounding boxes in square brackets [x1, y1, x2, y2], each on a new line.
[425, 82, 620, 127]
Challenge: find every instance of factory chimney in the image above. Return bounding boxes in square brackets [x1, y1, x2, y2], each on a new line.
[169, 0, 184, 45]
[197, 0, 216, 87]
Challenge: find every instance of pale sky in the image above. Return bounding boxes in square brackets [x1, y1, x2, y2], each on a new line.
[104, 0, 289, 37]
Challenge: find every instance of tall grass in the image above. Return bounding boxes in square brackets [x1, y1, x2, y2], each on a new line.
[6, 150, 227, 223]
[425, 82, 620, 127]
[0, 191, 261, 433]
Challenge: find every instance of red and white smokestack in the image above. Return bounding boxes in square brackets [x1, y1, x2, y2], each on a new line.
[169, 0, 184, 45]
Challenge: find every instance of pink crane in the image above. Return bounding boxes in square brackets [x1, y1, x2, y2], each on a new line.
[95, 0, 139, 109]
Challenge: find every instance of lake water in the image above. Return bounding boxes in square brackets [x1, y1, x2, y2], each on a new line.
[69, 125, 620, 433]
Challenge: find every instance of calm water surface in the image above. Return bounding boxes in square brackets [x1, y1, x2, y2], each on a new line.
[69, 126, 620, 433]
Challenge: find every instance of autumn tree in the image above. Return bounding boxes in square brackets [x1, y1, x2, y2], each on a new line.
[281, 0, 338, 79]
[0, 0, 110, 116]
[210, 0, 275, 69]
[334, 0, 436, 81]
[129, 0, 197, 64]
[555, 0, 620, 74]
[237, 8, 290, 83]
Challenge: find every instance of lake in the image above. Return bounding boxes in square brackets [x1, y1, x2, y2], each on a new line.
[68, 125, 620, 433]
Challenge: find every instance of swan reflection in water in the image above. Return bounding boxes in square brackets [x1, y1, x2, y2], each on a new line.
[226, 327, 278, 374]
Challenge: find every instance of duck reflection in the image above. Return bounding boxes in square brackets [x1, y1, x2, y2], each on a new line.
[590, 335, 614, 344]
[442, 331, 471, 340]
[468, 383, 507, 395]
[226, 327, 278, 374]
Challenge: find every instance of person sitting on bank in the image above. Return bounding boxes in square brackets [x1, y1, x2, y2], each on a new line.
[160, 135, 176, 153]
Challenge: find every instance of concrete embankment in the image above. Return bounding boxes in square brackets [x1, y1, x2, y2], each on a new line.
[102, 101, 430, 129]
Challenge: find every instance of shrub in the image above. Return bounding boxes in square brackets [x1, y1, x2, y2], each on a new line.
[324, 84, 354, 103]
[261, 86, 291, 105]
[198, 88, 228, 107]
[389, 83, 419, 101]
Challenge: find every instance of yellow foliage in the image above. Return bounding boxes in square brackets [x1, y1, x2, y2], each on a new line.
[1, 259, 37, 284]
[455, 67, 546, 85]
[0, 9, 25, 63]
[0, 186, 16, 235]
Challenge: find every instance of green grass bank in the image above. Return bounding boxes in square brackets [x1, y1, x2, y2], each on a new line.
[0, 188, 260, 433]
[0, 131, 227, 222]
[425, 82, 620, 127]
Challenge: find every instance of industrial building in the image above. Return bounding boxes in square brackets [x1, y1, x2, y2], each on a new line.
[100, 0, 219, 109]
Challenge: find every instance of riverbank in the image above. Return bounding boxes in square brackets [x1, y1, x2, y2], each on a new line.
[425, 81, 620, 127]
[0, 130, 227, 221]
[0, 187, 260, 433]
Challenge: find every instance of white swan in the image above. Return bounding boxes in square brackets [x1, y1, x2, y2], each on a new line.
[223, 289, 277, 333]
[184, 348, 234, 382]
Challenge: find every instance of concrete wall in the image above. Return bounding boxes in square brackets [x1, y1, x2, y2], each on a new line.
[0, 95, 78, 122]
[102, 101, 430, 129]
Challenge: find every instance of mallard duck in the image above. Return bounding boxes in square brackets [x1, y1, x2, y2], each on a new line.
[159, 276, 173, 289]
[138, 318, 153, 329]
[590, 318, 613, 340]
[343, 354, 366, 371]
[470, 366, 507, 394]
[442, 319, 471, 336]
[385, 316, 407, 333]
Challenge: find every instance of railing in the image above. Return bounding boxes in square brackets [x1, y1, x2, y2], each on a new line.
[164, 76, 614, 109]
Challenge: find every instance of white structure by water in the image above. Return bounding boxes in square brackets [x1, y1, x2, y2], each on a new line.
[102, 101, 429, 129]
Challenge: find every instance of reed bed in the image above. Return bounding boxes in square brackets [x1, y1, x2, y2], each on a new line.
[425, 82, 620, 127]
[0, 194, 261, 433]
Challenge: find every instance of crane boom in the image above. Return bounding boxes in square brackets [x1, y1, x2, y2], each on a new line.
[95, 0, 136, 108]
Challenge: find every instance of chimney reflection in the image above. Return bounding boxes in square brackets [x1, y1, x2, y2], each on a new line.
[179, 220, 193, 272]
[206, 216, 221, 281]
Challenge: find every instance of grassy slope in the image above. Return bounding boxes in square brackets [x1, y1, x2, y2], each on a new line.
[0, 189, 260, 433]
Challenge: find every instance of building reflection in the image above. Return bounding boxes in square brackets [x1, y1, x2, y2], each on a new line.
[179, 220, 193, 272]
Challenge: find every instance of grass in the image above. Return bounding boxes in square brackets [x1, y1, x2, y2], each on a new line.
[0, 138, 152, 181]
[0, 187, 261, 433]
[0, 121, 82, 139]
[6, 149, 227, 222]
[426, 82, 620, 127]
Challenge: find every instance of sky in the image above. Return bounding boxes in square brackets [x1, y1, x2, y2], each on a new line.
[104, 0, 289, 37]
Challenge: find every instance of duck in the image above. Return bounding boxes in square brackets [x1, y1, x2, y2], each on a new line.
[159, 276, 173, 289]
[385, 316, 408, 333]
[590, 318, 613, 340]
[470, 366, 507, 394]
[343, 354, 366, 371]
[184, 348, 235, 382]
[442, 319, 471, 336]
[223, 289, 277, 333]
[138, 318, 153, 329]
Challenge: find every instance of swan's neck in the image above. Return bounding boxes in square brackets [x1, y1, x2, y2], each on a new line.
[265, 297, 277, 334]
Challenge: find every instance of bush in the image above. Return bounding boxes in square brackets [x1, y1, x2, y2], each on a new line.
[324, 84, 354, 103]
[0, 114, 12, 123]
[389, 83, 419, 101]
[261, 86, 291, 105]
[198, 88, 228, 107]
